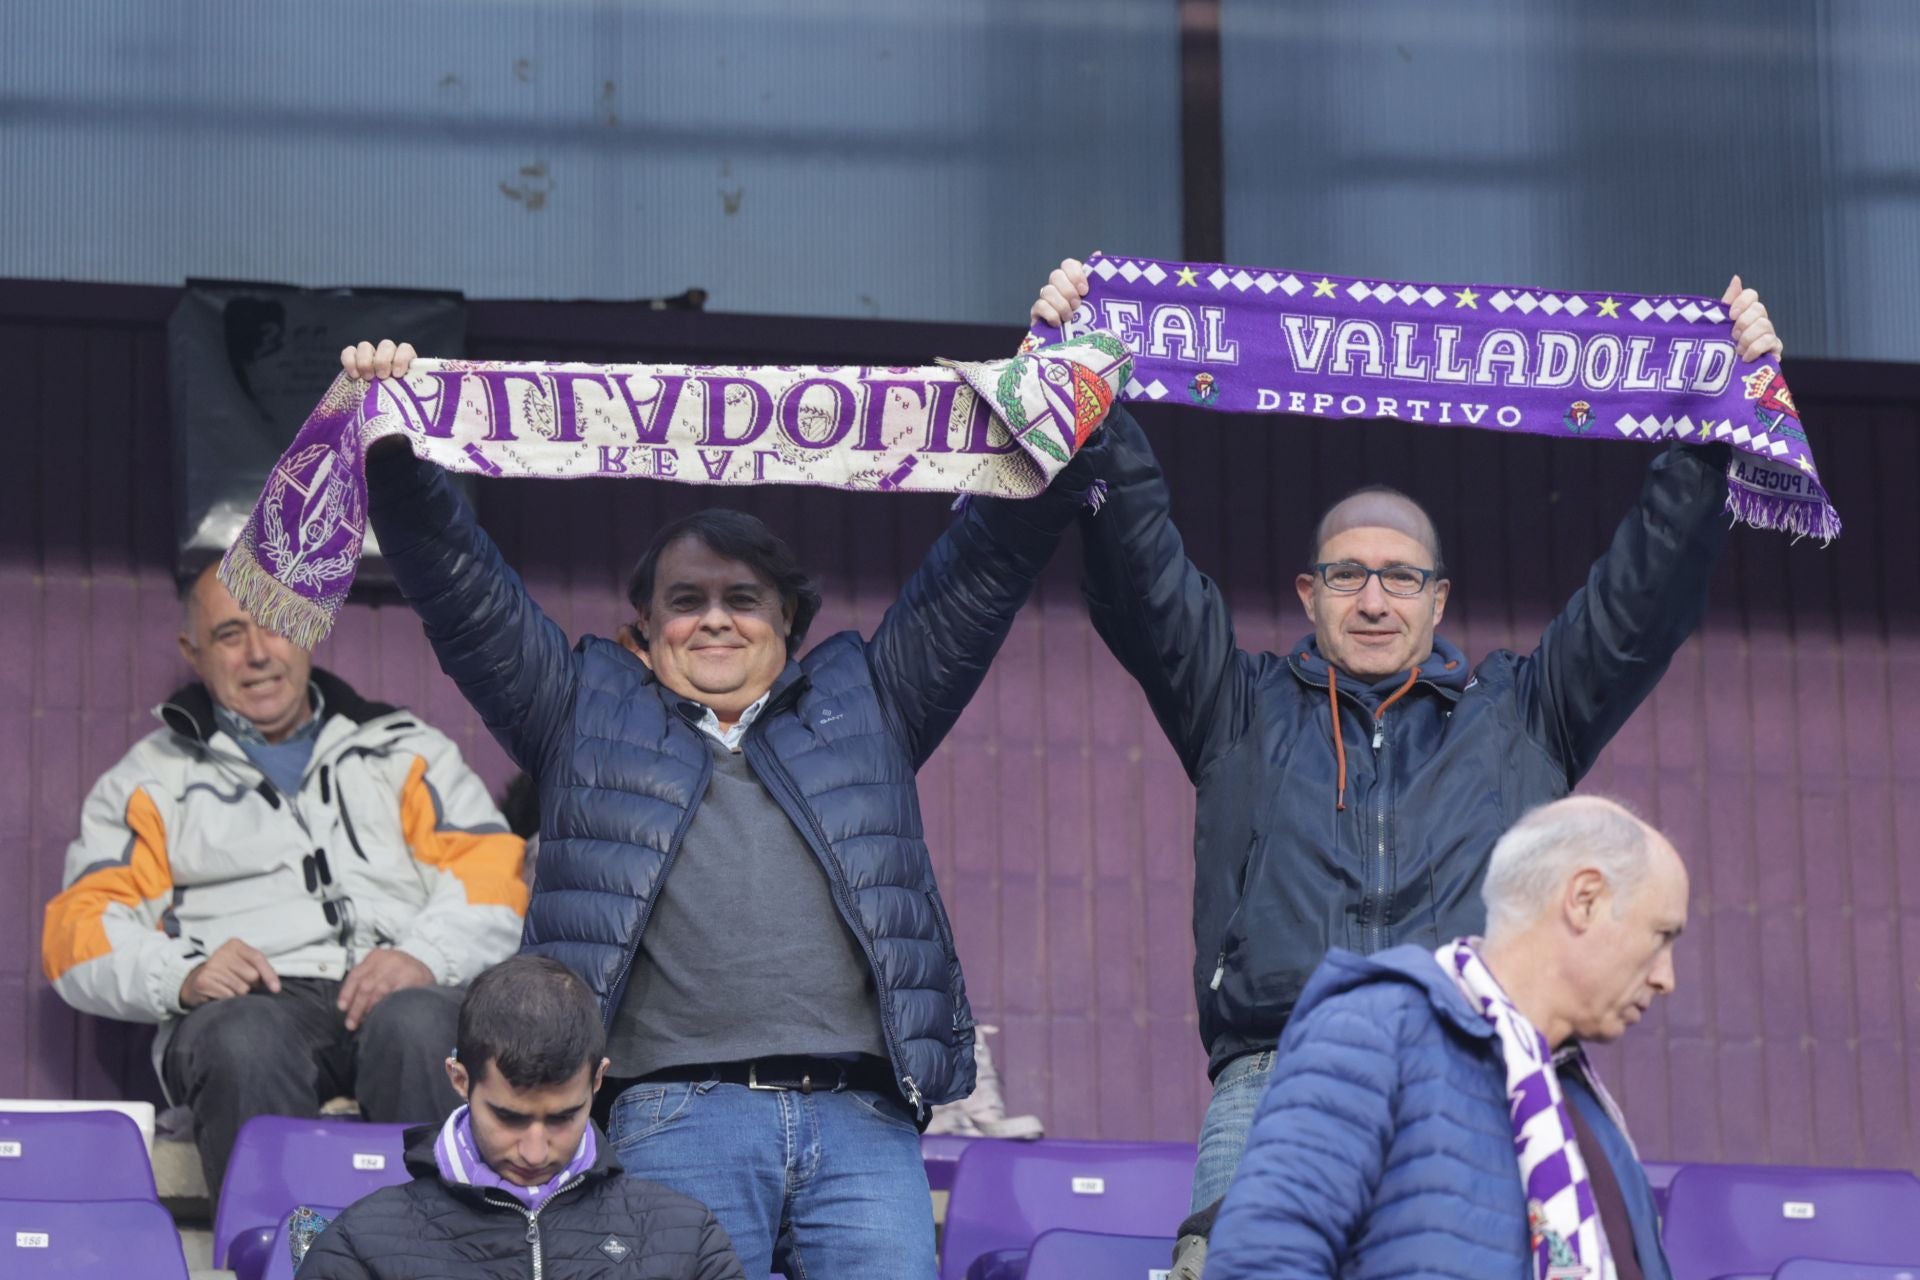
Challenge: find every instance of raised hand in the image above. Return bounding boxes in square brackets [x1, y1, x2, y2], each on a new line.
[339, 339, 417, 382]
[1722, 276, 1784, 362]
[1031, 257, 1095, 328]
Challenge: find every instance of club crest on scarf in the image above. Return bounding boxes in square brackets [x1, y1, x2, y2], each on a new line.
[258, 440, 364, 591]
[1529, 1201, 1593, 1279]
[1072, 359, 1118, 446]
[1562, 400, 1594, 434]
[981, 331, 1129, 463]
[1743, 366, 1805, 442]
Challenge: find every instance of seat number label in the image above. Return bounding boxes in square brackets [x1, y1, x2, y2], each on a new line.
[1070, 1176, 1106, 1195]
[0, 1142, 19, 1159]
[1782, 1201, 1815, 1219]
[352, 1153, 386, 1171]
[15, 1233, 49, 1248]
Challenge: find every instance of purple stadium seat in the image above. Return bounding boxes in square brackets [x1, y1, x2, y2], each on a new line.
[213, 1116, 412, 1274]
[922, 1134, 977, 1193]
[0, 1197, 189, 1277]
[938, 1138, 1196, 1280]
[1772, 1262, 1920, 1280]
[1662, 1163, 1920, 1280]
[0, 1109, 156, 1202]
[1644, 1159, 1681, 1217]
[1023, 1227, 1177, 1279]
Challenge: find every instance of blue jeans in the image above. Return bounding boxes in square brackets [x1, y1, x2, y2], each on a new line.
[1190, 1049, 1275, 1213]
[609, 1077, 935, 1279]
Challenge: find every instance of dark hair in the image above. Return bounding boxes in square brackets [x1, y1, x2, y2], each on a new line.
[624, 509, 823, 656]
[456, 956, 605, 1089]
[1309, 484, 1446, 575]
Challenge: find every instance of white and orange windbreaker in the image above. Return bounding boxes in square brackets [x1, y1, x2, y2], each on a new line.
[43, 671, 528, 1025]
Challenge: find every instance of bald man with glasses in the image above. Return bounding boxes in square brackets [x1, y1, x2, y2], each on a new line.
[1032, 261, 1785, 1275]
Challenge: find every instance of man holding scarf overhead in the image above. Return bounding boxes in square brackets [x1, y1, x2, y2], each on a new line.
[1032, 260, 1782, 1271]
[336, 338, 1115, 1279]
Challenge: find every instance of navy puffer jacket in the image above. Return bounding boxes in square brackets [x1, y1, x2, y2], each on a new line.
[368, 441, 1105, 1115]
[1078, 407, 1729, 1077]
[1207, 946, 1670, 1280]
[296, 1122, 744, 1279]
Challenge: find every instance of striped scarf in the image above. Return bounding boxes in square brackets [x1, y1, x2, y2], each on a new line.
[432, 1104, 596, 1213]
[1437, 937, 1624, 1280]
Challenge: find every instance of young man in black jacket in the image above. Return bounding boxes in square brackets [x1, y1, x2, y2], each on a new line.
[297, 956, 743, 1280]
[1033, 260, 1784, 1275]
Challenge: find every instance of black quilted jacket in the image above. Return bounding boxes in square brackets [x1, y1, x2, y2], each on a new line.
[1078, 407, 1731, 1077]
[295, 1123, 744, 1280]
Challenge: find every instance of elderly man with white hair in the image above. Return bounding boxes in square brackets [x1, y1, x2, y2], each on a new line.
[1206, 796, 1686, 1280]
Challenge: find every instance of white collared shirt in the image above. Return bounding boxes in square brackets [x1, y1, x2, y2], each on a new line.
[683, 690, 772, 752]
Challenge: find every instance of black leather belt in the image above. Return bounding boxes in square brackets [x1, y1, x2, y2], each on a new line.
[639, 1054, 894, 1096]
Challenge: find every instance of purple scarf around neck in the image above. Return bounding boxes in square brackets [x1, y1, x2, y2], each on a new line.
[1028, 253, 1838, 544]
[1438, 937, 1629, 1280]
[433, 1104, 597, 1213]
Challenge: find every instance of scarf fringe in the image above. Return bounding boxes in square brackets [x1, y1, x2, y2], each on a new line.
[217, 539, 342, 651]
[1724, 481, 1843, 544]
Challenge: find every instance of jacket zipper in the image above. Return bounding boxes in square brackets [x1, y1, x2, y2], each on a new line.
[1209, 840, 1261, 993]
[1368, 712, 1391, 953]
[743, 728, 925, 1122]
[483, 1176, 585, 1280]
[924, 889, 974, 1041]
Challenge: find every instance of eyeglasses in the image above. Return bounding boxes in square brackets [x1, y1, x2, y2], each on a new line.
[1310, 562, 1440, 597]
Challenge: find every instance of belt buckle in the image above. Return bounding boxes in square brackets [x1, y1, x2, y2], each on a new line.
[747, 1062, 813, 1094]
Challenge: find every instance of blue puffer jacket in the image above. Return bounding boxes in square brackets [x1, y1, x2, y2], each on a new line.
[1078, 407, 1729, 1076]
[367, 441, 1106, 1117]
[1207, 946, 1671, 1280]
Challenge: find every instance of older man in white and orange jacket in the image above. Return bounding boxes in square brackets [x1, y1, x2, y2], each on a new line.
[42, 565, 526, 1199]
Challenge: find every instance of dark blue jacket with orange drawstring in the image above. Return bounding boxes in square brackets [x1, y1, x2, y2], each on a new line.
[1079, 407, 1730, 1078]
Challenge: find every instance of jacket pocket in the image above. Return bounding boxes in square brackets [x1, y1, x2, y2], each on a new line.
[1207, 834, 1265, 1007]
[1207, 835, 1308, 1045]
[1209, 900, 1247, 1007]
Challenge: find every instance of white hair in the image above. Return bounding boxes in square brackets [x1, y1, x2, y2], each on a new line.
[1480, 796, 1656, 940]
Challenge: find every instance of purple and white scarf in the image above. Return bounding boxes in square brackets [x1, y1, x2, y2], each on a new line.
[1438, 938, 1628, 1280]
[1029, 253, 1838, 544]
[219, 334, 1132, 648]
[433, 1104, 597, 1213]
